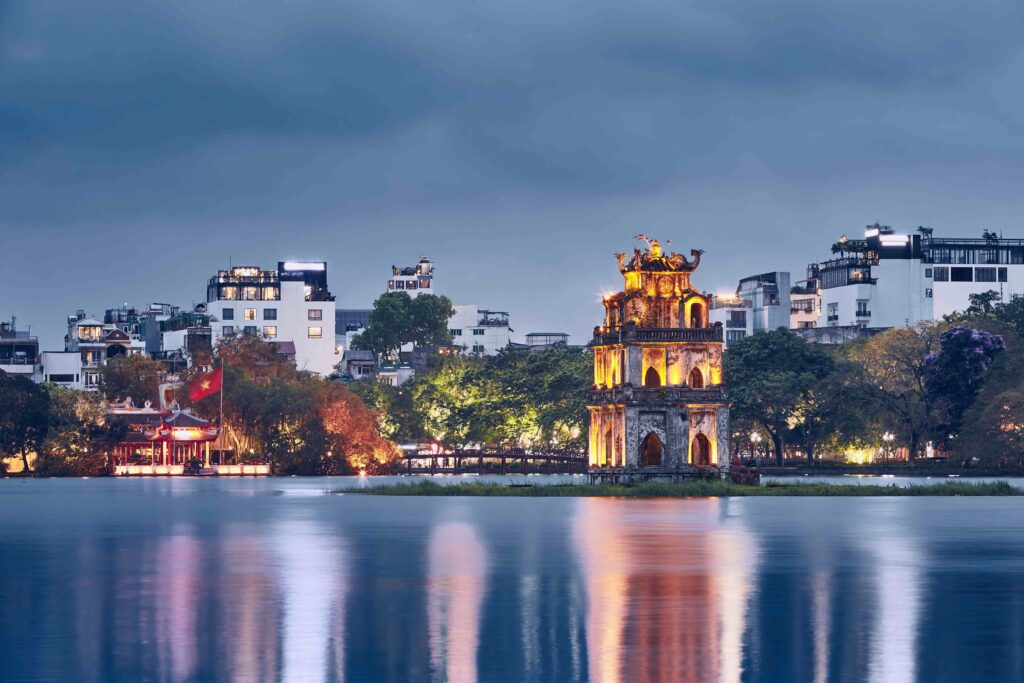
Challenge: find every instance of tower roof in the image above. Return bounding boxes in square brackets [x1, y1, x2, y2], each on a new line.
[616, 234, 704, 274]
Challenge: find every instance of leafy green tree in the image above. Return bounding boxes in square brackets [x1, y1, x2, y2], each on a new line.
[35, 386, 125, 476]
[846, 324, 944, 462]
[957, 350, 1024, 465]
[352, 292, 454, 360]
[787, 358, 868, 463]
[98, 354, 166, 406]
[409, 295, 455, 349]
[0, 374, 50, 473]
[725, 328, 835, 465]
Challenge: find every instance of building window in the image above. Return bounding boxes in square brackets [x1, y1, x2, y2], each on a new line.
[999, 267, 1008, 282]
[925, 268, 933, 278]
[222, 325, 235, 335]
[925, 288, 933, 298]
[826, 302, 838, 325]
[264, 308, 277, 320]
[726, 330, 746, 344]
[933, 267, 949, 282]
[472, 328, 485, 336]
[308, 309, 322, 321]
[243, 326, 257, 335]
[308, 326, 323, 339]
[395, 280, 405, 289]
[450, 329, 463, 336]
[856, 300, 870, 317]
[472, 344, 485, 353]
[951, 267, 973, 282]
[976, 267, 997, 283]
[726, 310, 746, 328]
[407, 281, 418, 290]
[419, 278, 430, 288]
[244, 308, 257, 321]
[222, 308, 235, 320]
[263, 326, 277, 338]
[388, 280, 395, 290]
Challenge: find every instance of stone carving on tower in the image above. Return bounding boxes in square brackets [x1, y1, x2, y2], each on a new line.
[588, 235, 729, 471]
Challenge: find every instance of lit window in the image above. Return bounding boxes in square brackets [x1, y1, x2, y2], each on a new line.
[263, 326, 277, 338]
[308, 309, 322, 321]
[244, 308, 257, 320]
[222, 308, 235, 320]
[264, 308, 277, 320]
[308, 326, 323, 339]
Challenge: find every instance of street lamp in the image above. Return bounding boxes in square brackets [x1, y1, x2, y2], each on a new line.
[750, 432, 762, 460]
[882, 432, 895, 461]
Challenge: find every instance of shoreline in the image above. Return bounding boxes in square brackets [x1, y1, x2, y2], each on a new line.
[349, 480, 1021, 497]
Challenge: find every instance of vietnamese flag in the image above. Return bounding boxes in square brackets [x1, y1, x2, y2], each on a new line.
[189, 366, 223, 402]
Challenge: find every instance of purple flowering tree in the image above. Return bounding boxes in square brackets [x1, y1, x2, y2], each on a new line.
[924, 326, 1006, 438]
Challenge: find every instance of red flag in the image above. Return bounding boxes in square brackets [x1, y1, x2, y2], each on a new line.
[189, 367, 222, 402]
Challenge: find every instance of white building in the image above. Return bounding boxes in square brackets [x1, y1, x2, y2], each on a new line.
[205, 261, 338, 376]
[387, 257, 435, 297]
[42, 311, 148, 390]
[709, 295, 753, 348]
[449, 305, 511, 356]
[809, 224, 1024, 329]
[789, 283, 819, 329]
[0, 319, 39, 380]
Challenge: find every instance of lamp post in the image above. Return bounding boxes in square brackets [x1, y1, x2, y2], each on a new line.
[750, 432, 762, 462]
[882, 432, 895, 461]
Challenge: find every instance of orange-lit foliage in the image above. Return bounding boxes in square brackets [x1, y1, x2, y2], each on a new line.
[318, 382, 400, 473]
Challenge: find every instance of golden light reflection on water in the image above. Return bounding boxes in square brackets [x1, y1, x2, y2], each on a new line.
[573, 498, 760, 683]
[427, 522, 488, 683]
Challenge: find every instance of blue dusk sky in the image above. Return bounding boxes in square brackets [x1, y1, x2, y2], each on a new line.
[1, 0, 1023, 350]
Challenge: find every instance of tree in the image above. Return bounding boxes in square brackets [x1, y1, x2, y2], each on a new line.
[35, 386, 125, 476]
[352, 292, 454, 360]
[98, 354, 166, 407]
[846, 324, 944, 462]
[787, 359, 868, 463]
[408, 295, 455, 349]
[957, 350, 1024, 466]
[725, 329, 835, 466]
[924, 326, 1005, 439]
[318, 382, 399, 473]
[0, 374, 50, 472]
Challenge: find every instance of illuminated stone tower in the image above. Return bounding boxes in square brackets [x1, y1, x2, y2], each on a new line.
[589, 235, 729, 471]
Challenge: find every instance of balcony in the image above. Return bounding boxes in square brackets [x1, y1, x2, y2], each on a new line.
[592, 326, 723, 345]
[856, 309, 872, 318]
[590, 384, 725, 405]
[827, 314, 839, 323]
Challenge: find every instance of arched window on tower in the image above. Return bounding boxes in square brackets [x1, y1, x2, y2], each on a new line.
[644, 366, 661, 388]
[689, 367, 704, 388]
[689, 302, 705, 328]
[640, 432, 663, 466]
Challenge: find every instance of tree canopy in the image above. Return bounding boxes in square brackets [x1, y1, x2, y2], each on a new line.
[352, 292, 455, 360]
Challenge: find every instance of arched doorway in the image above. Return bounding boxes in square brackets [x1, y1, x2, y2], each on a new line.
[640, 432, 663, 467]
[691, 433, 712, 466]
[688, 367, 704, 388]
[604, 426, 614, 466]
[689, 303, 704, 329]
[644, 367, 661, 388]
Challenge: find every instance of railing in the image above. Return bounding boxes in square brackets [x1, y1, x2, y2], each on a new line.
[403, 449, 588, 476]
[0, 357, 38, 365]
[592, 326, 723, 345]
[0, 330, 32, 339]
[590, 385, 725, 404]
[856, 310, 872, 318]
[827, 314, 839, 322]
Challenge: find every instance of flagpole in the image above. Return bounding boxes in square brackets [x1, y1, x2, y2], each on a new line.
[219, 355, 226, 464]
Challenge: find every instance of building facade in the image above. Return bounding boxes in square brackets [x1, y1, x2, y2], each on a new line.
[588, 236, 729, 470]
[449, 306, 511, 356]
[388, 257, 435, 296]
[206, 261, 337, 376]
[0, 318, 39, 380]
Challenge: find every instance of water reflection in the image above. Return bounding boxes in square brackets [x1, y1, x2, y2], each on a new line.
[155, 531, 200, 681]
[573, 498, 760, 683]
[864, 502, 922, 683]
[274, 517, 347, 683]
[427, 521, 488, 683]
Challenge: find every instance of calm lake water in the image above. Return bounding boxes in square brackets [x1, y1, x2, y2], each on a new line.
[2, 478, 1024, 682]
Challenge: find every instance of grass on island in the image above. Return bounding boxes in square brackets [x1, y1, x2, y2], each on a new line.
[351, 479, 1020, 498]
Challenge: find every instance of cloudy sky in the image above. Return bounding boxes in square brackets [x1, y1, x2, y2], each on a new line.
[2, 0, 1023, 350]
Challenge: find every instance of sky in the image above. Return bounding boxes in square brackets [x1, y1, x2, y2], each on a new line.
[2, 0, 1023, 351]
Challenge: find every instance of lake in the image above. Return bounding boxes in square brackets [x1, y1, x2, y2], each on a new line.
[2, 477, 1023, 682]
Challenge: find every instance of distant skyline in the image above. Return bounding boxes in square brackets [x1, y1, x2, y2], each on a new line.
[3, 1, 1024, 351]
